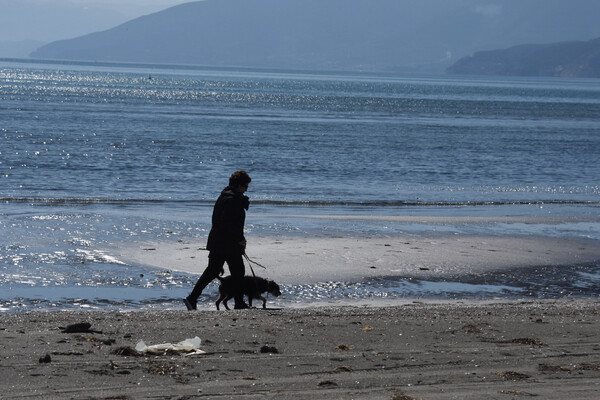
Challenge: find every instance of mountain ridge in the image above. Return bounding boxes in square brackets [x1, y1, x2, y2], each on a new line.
[447, 37, 600, 78]
[30, 0, 600, 74]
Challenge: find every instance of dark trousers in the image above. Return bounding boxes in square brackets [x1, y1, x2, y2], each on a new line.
[189, 251, 245, 306]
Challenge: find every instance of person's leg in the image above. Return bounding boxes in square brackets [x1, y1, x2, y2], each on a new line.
[184, 253, 225, 310]
[226, 253, 247, 309]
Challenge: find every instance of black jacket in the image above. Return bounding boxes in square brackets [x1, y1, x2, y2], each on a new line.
[206, 186, 249, 254]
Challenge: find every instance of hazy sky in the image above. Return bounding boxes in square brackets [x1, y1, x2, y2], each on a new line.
[0, 0, 192, 42]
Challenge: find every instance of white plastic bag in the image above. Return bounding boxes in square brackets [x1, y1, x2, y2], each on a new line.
[135, 336, 204, 355]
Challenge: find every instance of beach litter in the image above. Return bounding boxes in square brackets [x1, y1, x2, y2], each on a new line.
[135, 336, 205, 356]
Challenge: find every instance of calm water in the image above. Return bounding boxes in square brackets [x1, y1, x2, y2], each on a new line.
[1, 59, 599, 312]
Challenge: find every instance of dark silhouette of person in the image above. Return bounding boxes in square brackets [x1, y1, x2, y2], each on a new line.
[184, 170, 252, 310]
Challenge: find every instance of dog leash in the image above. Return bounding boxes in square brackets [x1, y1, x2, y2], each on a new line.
[243, 253, 267, 270]
[243, 253, 261, 293]
[243, 254, 258, 277]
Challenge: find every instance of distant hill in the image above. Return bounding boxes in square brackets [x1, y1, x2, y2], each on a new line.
[30, 0, 600, 73]
[447, 37, 600, 78]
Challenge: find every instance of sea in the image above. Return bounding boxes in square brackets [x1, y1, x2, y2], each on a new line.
[1, 58, 599, 312]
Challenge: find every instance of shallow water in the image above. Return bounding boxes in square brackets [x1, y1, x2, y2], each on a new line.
[3, 261, 598, 313]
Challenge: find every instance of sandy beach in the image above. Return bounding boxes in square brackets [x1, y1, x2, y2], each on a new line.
[1, 301, 599, 399]
[4, 225, 600, 398]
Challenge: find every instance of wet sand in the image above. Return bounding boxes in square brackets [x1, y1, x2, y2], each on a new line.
[1, 301, 599, 399]
[113, 233, 600, 285]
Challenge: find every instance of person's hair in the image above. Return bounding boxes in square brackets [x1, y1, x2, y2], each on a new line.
[229, 170, 252, 188]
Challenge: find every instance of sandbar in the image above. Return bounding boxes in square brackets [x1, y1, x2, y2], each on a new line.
[112, 233, 600, 284]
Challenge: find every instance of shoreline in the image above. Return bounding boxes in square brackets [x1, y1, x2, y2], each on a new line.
[3, 231, 599, 312]
[2, 300, 599, 399]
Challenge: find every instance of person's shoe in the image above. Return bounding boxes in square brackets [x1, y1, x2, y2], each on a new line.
[183, 297, 197, 311]
[234, 302, 250, 310]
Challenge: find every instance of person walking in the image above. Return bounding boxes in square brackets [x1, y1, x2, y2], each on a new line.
[184, 170, 252, 310]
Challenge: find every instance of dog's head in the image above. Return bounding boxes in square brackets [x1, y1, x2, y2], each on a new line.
[267, 280, 282, 297]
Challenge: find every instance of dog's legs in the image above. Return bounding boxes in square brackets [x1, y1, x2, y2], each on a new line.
[223, 295, 233, 310]
[257, 296, 267, 309]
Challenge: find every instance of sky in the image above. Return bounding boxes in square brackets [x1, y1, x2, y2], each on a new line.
[0, 0, 192, 43]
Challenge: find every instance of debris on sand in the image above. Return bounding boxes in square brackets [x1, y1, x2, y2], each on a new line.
[135, 336, 204, 355]
[38, 354, 51, 363]
[112, 346, 141, 357]
[496, 371, 530, 381]
[260, 345, 279, 354]
[335, 344, 352, 351]
[60, 322, 101, 334]
[318, 380, 338, 387]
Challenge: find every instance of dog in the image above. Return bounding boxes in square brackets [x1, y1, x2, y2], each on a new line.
[216, 275, 281, 310]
